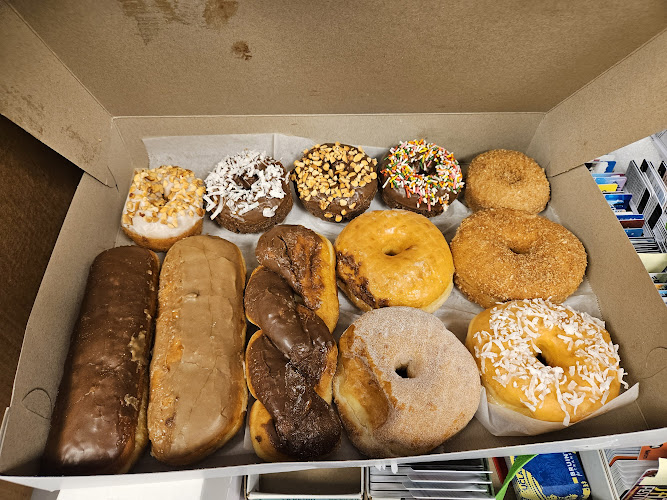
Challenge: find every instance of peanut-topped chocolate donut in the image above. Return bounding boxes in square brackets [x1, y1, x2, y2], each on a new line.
[379, 140, 464, 217]
[291, 142, 378, 222]
[204, 150, 292, 233]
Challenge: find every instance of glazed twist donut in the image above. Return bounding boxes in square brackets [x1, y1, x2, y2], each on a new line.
[466, 299, 627, 425]
[244, 225, 341, 461]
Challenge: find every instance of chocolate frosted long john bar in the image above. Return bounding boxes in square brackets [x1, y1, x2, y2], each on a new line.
[43, 246, 159, 475]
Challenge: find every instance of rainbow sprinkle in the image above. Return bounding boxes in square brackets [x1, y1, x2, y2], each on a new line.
[381, 139, 464, 211]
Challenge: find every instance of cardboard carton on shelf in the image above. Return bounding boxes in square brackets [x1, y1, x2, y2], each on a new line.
[1, 0, 666, 492]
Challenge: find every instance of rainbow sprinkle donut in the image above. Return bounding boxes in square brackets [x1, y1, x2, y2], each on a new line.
[379, 139, 464, 217]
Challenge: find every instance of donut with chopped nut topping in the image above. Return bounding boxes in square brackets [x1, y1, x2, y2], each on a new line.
[204, 150, 292, 234]
[121, 166, 205, 252]
[291, 143, 378, 222]
[466, 299, 627, 425]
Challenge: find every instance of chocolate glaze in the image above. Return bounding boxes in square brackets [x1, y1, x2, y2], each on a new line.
[255, 225, 324, 311]
[336, 252, 389, 309]
[245, 267, 341, 459]
[43, 246, 159, 475]
[212, 160, 293, 233]
[293, 143, 377, 222]
[379, 155, 459, 218]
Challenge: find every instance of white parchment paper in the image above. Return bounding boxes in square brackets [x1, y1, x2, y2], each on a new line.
[114, 133, 637, 469]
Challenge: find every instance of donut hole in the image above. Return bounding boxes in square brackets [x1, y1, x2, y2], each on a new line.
[509, 246, 530, 255]
[394, 363, 414, 379]
[536, 353, 548, 366]
[500, 170, 523, 185]
[383, 245, 415, 256]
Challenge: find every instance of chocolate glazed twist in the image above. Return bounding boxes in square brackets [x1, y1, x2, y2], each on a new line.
[245, 226, 341, 460]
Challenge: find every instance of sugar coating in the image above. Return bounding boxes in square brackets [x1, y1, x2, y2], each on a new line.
[342, 307, 479, 452]
[451, 208, 587, 307]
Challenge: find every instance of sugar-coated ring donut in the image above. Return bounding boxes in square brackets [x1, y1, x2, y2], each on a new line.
[451, 209, 587, 308]
[291, 142, 378, 223]
[121, 166, 205, 252]
[466, 299, 627, 425]
[379, 139, 464, 217]
[466, 149, 550, 214]
[335, 210, 454, 313]
[334, 307, 480, 458]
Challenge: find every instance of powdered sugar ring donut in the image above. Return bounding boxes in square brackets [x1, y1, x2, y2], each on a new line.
[466, 299, 627, 425]
[121, 165, 205, 252]
[333, 307, 480, 458]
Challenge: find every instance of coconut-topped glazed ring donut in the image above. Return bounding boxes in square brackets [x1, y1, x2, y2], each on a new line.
[466, 149, 550, 214]
[121, 165, 205, 252]
[467, 299, 627, 425]
[379, 139, 464, 217]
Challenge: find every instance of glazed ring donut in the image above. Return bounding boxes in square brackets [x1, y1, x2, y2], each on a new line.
[451, 209, 587, 308]
[335, 210, 454, 313]
[203, 150, 293, 234]
[334, 307, 480, 458]
[291, 142, 378, 222]
[466, 149, 550, 214]
[121, 166, 205, 252]
[379, 139, 464, 217]
[466, 299, 627, 425]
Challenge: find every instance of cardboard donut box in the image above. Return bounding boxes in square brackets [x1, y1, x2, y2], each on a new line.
[1, 0, 666, 491]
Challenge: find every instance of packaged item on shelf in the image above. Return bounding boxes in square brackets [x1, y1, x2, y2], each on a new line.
[508, 453, 590, 500]
[602, 445, 667, 498]
[367, 459, 493, 500]
[624, 458, 667, 500]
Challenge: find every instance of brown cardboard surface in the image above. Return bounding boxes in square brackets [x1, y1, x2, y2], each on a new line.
[528, 29, 667, 177]
[254, 468, 361, 495]
[1, 0, 667, 490]
[0, 127, 126, 476]
[548, 167, 667, 429]
[113, 113, 543, 169]
[7, 0, 667, 116]
[0, 1, 113, 185]
[0, 115, 81, 500]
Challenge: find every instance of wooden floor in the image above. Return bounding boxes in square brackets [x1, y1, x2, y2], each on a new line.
[0, 115, 83, 499]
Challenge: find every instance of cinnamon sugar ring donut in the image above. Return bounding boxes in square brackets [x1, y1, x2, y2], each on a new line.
[379, 140, 464, 217]
[203, 150, 292, 234]
[291, 143, 378, 223]
[121, 166, 205, 252]
[467, 299, 627, 425]
[334, 307, 480, 458]
[451, 209, 587, 308]
[466, 149, 550, 214]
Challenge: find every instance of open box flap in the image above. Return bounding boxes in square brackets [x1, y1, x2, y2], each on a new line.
[6, 0, 667, 117]
[0, 1, 115, 186]
[529, 29, 667, 177]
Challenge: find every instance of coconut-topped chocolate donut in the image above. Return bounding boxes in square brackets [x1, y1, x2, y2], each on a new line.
[204, 150, 293, 233]
[379, 140, 464, 217]
[291, 142, 378, 223]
